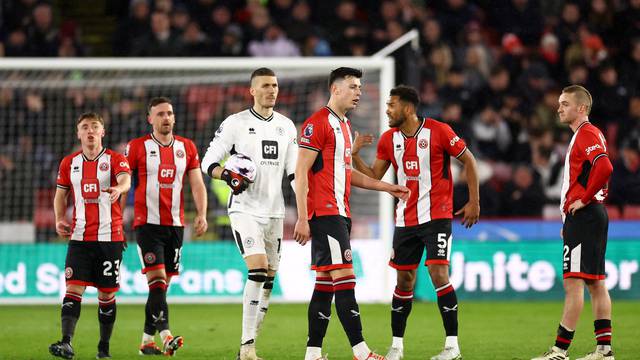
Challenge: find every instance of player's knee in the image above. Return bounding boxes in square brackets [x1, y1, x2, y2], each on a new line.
[66, 284, 86, 295]
[428, 265, 450, 286]
[248, 268, 268, 283]
[98, 291, 117, 300]
[396, 270, 416, 290]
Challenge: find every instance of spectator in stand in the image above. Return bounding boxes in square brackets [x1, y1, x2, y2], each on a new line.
[587, 0, 616, 44]
[609, 136, 640, 206]
[25, 3, 58, 56]
[500, 164, 545, 216]
[492, 0, 544, 46]
[531, 132, 564, 204]
[267, 0, 294, 28]
[328, 0, 368, 55]
[248, 23, 300, 57]
[3, 29, 30, 56]
[477, 65, 511, 112]
[170, 4, 191, 36]
[554, 2, 582, 53]
[283, 1, 315, 47]
[566, 61, 590, 87]
[417, 80, 443, 118]
[182, 21, 212, 56]
[591, 61, 630, 131]
[437, 0, 477, 44]
[113, 0, 150, 56]
[219, 24, 245, 57]
[619, 38, 640, 93]
[130, 11, 185, 56]
[471, 104, 512, 161]
[441, 101, 473, 147]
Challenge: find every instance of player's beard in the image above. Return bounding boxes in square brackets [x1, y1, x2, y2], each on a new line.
[158, 123, 173, 135]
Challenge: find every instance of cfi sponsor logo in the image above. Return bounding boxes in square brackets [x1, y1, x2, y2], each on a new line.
[585, 143, 602, 156]
[176, 149, 185, 158]
[64, 267, 73, 279]
[344, 249, 352, 261]
[144, 252, 156, 264]
[99, 162, 109, 171]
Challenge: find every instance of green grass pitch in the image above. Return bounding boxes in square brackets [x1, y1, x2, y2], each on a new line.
[2, 301, 638, 359]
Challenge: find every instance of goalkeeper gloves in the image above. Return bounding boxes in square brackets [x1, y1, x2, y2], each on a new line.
[221, 168, 251, 195]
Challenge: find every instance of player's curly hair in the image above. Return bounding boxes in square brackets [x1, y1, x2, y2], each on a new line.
[390, 85, 420, 108]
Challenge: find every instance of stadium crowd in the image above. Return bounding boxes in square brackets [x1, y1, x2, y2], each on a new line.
[1, 0, 640, 240]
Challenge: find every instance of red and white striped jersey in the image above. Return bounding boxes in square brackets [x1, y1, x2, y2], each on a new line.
[299, 107, 353, 219]
[56, 148, 130, 241]
[377, 118, 467, 227]
[560, 121, 609, 218]
[126, 134, 200, 228]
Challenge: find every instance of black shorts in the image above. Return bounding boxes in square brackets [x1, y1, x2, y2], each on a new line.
[389, 219, 452, 270]
[136, 224, 184, 276]
[310, 215, 352, 272]
[65, 241, 124, 292]
[563, 203, 608, 280]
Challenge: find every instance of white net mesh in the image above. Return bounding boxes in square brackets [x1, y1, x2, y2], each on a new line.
[0, 62, 389, 242]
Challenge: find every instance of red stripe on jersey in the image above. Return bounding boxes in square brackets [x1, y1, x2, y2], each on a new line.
[159, 146, 175, 225]
[82, 161, 99, 241]
[563, 272, 605, 280]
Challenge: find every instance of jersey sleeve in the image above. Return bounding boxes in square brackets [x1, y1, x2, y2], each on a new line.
[298, 115, 325, 152]
[56, 157, 71, 189]
[285, 121, 298, 177]
[124, 139, 138, 170]
[112, 152, 131, 177]
[376, 130, 393, 161]
[439, 122, 467, 158]
[185, 139, 201, 171]
[201, 116, 235, 176]
[576, 127, 609, 164]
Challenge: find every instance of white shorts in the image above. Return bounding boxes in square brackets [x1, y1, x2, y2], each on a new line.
[229, 212, 283, 271]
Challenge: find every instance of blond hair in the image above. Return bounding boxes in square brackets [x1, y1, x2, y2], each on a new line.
[562, 85, 592, 115]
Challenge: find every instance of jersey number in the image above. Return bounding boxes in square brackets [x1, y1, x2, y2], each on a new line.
[103, 260, 121, 283]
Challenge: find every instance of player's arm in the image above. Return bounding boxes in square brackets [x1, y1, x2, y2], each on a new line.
[351, 169, 410, 201]
[454, 149, 480, 228]
[188, 168, 208, 236]
[103, 173, 131, 203]
[293, 147, 317, 245]
[285, 125, 298, 192]
[201, 119, 251, 194]
[54, 187, 71, 237]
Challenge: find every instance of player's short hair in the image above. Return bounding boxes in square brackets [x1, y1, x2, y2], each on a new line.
[328, 67, 362, 89]
[562, 85, 592, 115]
[390, 85, 420, 108]
[76, 112, 104, 125]
[147, 96, 172, 114]
[250, 67, 276, 82]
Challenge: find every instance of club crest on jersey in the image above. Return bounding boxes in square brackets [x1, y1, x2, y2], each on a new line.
[176, 149, 185, 158]
[99, 162, 109, 171]
[276, 126, 284, 136]
[419, 139, 428, 149]
[65, 267, 73, 279]
[215, 124, 224, 136]
[344, 249, 352, 262]
[144, 252, 156, 264]
[303, 124, 314, 138]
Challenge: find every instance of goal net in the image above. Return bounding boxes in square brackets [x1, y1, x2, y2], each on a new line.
[0, 58, 395, 244]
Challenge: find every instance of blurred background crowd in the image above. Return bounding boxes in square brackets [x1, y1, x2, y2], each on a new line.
[0, 0, 639, 241]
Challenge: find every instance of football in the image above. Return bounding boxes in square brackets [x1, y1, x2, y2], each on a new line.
[224, 153, 257, 182]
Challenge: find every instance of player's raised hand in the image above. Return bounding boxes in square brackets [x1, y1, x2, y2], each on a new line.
[455, 200, 480, 228]
[102, 187, 123, 203]
[56, 219, 72, 237]
[294, 218, 311, 245]
[352, 131, 375, 155]
[221, 169, 252, 195]
[387, 184, 410, 201]
[193, 214, 208, 236]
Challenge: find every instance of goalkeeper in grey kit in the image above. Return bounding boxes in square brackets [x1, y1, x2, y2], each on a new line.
[201, 68, 298, 360]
